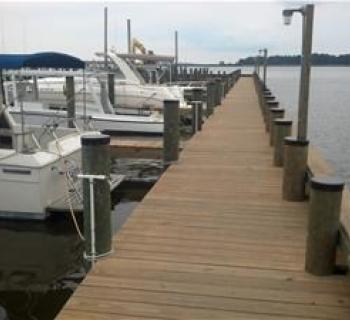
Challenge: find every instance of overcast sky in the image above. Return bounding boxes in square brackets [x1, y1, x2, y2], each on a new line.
[0, 1, 349, 63]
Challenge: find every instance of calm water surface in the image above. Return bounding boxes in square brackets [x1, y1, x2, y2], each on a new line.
[238, 66, 350, 183]
[266, 66, 350, 184]
[0, 159, 162, 320]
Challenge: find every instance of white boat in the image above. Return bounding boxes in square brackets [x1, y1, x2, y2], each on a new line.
[0, 103, 99, 220]
[4, 69, 164, 135]
[0, 52, 108, 220]
[13, 50, 191, 117]
[94, 51, 191, 113]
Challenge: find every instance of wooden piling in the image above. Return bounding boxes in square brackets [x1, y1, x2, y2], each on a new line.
[269, 108, 285, 145]
[163, 99, 180, 166]
[65, 76, 75, 128]
[273, 119, 292, 167]
[265, 100, 279, 131]
[33, 76, 39, 100]
[305, 176, 344, 275]
[81, 134, 112, 259]
[282, 137, 309, 201]
[214, 78, 222, 106]
[206, 81, 215, 117]
[108, 73, 115, 106]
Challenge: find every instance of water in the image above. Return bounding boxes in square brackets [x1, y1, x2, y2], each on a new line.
[0, 159, 161, 320]
[264, 66, 350, 184]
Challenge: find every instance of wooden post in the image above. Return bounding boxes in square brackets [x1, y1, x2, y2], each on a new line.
[265, 100, 278, 130]
[206, 81, 215, 117]
[305, 176, 344, 275]
[65, 76, 75, 128]
[273, 119, 292, 167]
[81, 134, 112, 259]
[107, 73, 115, 106]
[163, 99, 180, 166]
[215, 78, 221, 106]
[221, 80, 225, 99]
[33, 76, 39, 100]
[282, 137, 309, 201]
[191, 88, 203, 132]
[269, 108, 285, 146]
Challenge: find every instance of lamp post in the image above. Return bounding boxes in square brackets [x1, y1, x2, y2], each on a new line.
[255, 52, 262, 78]
[259, 48, 268, 89]
[281, 4, 314, 202]
[283, 4, 314, 141]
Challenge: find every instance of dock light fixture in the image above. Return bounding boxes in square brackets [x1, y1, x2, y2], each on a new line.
[282, 4, 314, 141]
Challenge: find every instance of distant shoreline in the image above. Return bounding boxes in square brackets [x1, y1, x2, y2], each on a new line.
[177, 64, 350, 67]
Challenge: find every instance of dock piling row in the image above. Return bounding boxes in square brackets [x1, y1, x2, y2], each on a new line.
[255, 74, 347, 277]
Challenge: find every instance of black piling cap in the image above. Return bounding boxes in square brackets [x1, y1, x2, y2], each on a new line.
[284, 136, 309, 146]
[274, 119, 292, 125]
[311, 176, 344, 192]
[270, 108, 285, 113]
[81, 134, 111, 146]
[267, 101, 279, 106]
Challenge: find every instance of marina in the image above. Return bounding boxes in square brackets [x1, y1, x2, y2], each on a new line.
[57, 75, 350, 320]
[0, 1, 350, 319]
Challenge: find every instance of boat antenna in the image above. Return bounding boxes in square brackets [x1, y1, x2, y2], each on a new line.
[127, 19, 132, 54]
[104, 6, 108, 70]
[18, 70, 26, 153]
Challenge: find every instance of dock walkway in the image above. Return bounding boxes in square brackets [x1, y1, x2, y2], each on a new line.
[58, 77, 350, 319]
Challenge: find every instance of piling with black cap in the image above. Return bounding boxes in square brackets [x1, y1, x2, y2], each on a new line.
[108, 73, 115, 106]
[282, 137, 309, 201]
[65, 76, 75, 128]
[269, 108, 285, 146]
[273, 119, 292, 166]
[265, 100, 279, 131]
[221, 79, 226, 99]
[191, 88, 204, 132]
[206, 81, 215, 117]
[214, 78, 222, 106]
[81, 134, 112, 258]
[33, 76, 39, 100]
[163, 99, 180, 166]
[305, 176, 344, 275]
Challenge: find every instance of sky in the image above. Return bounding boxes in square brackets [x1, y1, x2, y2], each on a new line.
[0, 0, 349, 63]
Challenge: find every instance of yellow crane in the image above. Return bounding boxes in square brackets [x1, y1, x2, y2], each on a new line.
[132, 38, 146, 54]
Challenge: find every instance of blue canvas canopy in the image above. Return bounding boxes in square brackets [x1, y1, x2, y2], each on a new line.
[0, 52, 85, 70]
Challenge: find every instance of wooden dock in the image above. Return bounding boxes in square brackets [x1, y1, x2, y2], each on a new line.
[57, 77, 350, 319]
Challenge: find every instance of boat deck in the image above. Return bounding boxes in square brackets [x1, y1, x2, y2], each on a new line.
[57, 77, 350, 319]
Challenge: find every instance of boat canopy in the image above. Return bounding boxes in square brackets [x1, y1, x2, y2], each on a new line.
[0, 52, 85, 70]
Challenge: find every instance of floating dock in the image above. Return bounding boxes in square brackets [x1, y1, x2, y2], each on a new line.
[57, 76, 350, 319]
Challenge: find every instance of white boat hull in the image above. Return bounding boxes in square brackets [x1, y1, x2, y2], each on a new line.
[10, 110, 164, 135]
[0, 134, 83, 220]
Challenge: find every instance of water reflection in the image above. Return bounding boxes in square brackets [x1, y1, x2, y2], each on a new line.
[0, 217, 86, 320]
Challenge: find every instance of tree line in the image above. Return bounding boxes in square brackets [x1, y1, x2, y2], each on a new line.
[236, 53, 350, 65]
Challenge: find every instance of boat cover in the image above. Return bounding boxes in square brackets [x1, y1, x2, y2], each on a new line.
[0, 52, 85, 70]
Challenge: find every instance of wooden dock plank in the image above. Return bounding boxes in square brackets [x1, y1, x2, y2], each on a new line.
[57, 77, 350, 319]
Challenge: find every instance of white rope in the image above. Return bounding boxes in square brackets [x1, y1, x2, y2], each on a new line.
[53, 134, 85, 241]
